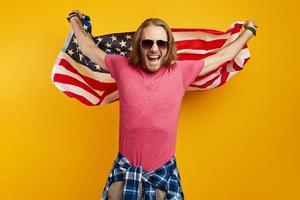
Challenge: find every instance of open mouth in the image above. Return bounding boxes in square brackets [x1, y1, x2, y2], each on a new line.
[147, 55, 161, 63]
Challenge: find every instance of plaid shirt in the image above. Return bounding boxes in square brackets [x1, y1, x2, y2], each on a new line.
[101, 152, 184, 200]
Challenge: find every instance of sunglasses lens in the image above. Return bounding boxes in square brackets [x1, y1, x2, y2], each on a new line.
[141, 40, 168, 49]
[141, 40, 154, 49]
[157, 40, 168, 49]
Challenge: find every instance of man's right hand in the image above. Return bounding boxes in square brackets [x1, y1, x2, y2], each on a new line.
[67, 10, 109, 72]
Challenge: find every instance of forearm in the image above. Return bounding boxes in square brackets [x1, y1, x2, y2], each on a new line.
[219, 29, 254, 61]
[69, 17, 97, 54]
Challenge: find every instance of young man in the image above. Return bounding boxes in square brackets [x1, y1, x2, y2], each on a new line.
[67, 10, 257, 200]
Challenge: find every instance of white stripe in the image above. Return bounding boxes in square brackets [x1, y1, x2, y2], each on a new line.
[62, 29, 74, 52]
[54, 82, 99, 105]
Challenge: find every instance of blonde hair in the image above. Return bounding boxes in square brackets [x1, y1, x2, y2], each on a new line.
[128, 18, 177, 67]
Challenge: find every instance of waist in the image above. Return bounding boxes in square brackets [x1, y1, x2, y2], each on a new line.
[119, 129, 177, 172]
[101, 152, 184, 200]
[116, 151, 176, 172]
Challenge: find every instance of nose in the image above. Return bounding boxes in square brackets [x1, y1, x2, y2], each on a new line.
[150, 42, 159, 51]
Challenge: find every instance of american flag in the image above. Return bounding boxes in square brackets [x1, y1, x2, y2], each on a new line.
[51, 15, 250, 106]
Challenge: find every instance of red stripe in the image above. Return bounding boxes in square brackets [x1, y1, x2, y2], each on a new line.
[177, 52, 215, 60]
[54, 58, 120, 105]
[191, 74, 220, 89]
[193, 69, 229, 89]
[176, 39, 227, 51]
[219, 67, 230, 87]
[58, 58, 114, 90]
[97, 82, 119, 103]
[192, 61, 229, 87]
[53, 73, 103, 99]
[54, 72, 119, 103]
[63, 91, 95, 106]
[174, 25, 243, 54]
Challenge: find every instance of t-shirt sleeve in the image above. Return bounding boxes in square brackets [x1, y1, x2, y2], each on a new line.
[180, 59, 205, 90]
[104, 54, 128, 80]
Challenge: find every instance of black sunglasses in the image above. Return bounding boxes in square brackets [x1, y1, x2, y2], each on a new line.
[140, 39, 169, 50]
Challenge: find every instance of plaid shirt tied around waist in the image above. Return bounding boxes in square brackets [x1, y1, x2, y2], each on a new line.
[101, 152, 184, 200]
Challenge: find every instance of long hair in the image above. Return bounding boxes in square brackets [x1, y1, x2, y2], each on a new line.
[128, 18, 177, 67]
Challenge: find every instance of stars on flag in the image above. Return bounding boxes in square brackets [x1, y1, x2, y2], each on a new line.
[79, 53, 83, 61]
[111, 35, 117, 41]
[120, 52, 126, 56]
[95, 65, 101, 70]
[64, 20, 134, 73]
[125, 35, 132, 40]
[105, 42, 112, 48]
[120, 40, 127, 47]
[67, 49, 74, 56]
[73, 38, 78, 45]
[116, 47, 121, 52]
[92, 32, 133, 56]
[96, 37, 103, 44]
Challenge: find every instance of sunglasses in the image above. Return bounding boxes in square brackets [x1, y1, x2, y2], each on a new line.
[140, 39, 169, 50]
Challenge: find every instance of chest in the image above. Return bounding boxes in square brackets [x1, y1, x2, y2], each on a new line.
[116, 66, 185, 106]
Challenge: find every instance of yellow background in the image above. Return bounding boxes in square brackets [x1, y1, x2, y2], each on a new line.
[1, 0, 299, 199]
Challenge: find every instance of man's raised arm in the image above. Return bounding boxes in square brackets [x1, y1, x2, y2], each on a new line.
[200, 21, 258, 76]
[68, 10, 109, 71]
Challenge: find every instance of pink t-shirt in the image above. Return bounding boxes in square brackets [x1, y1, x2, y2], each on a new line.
[105, 54, 204, 172]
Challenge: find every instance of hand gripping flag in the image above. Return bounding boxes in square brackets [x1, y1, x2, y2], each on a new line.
[51, 14, 251, 106]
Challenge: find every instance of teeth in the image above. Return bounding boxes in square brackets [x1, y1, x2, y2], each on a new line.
[148, 55, 160, 59]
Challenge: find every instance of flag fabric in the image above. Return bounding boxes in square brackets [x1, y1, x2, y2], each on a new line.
[51, 15, 250, 106]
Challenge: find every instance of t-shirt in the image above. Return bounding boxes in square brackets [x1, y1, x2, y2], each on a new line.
[104, 54, 205, 172]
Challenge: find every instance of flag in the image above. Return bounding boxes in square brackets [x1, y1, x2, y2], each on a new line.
[51, 15, 250, 106]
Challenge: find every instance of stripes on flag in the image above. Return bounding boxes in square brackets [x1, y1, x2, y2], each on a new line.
[51, 15, 250, 106]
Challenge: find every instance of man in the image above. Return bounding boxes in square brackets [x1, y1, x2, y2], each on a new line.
[67, 10, 257, 200]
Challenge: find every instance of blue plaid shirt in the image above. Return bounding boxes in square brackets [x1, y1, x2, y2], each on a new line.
[101, 152, 184, 200]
